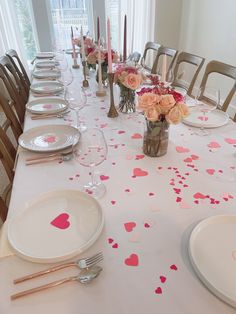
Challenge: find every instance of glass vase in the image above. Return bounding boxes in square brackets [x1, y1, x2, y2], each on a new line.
[143, 119, 169, 157]
[119, 85, 136, 113]
[96, 63, 108, 87]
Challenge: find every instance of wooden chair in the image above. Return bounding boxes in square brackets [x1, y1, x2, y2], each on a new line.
[199, 60, 236, 112]
[141, 42, 161, 72]
[6, 49, 30, 98]
[151, 46, 178, 76]
[172, 52, 205, 96]
[0, 60, 26, 124]
[0, 128, 15, 222]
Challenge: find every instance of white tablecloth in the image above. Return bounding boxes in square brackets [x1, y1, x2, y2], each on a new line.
[1, 62, 236, 314]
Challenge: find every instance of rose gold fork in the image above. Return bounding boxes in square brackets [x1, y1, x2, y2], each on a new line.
[13, 252, 103, 284]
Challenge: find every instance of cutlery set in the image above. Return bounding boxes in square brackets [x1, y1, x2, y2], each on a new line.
[30, 110, 70, 120]
[25, 149, 73, 165]
[11, 252, 103, 300]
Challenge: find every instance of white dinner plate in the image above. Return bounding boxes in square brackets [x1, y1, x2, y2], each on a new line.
[65, 48, 80, 55]
[36, 52, 55, 59]
[33, 69, 61, 79]
[26, 98, 68, 115]
[182, 108, 229, 128]
[36, 60, 58, 69]
[189, 215, 236, 308]
[30, 81, 64, 94]
[7, 190, 104, 263]
[18, 125, 79, 152]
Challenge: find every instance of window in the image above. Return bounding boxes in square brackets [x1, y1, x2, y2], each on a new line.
[49, 0, 94, 49]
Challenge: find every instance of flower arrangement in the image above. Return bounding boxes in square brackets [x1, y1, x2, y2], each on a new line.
[137, 86, 189, 157]
[73, 36, 96, 56]
[137, 86, 189, 124]
[87, 49, 119, 65]
[114, 65, 144, 90]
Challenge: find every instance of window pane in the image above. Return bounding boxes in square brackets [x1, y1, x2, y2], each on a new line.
[14, 0, 37, 60]
[106, 0, 119, 52]
[50, 0, 93, 49]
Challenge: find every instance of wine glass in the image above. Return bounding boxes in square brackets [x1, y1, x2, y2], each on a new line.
[73, 128, 108, 198]
[59, 68, 74, 87]
[65, 86, 87, 131]
[195, 86, 220, 136]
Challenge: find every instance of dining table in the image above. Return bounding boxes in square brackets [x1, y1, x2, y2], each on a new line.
[0, 56, 236, 314]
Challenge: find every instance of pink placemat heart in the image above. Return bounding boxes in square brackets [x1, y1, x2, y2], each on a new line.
[124, 253, 139, 266]
[50, 213, 70, 229]
[133, 168, 148, 177]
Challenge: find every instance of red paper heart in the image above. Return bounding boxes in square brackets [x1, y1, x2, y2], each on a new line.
[112, 243, 118, 248]
[191, 154, 199, 160]
[100, 175, 109, 181]
[108, 238, 114, 244]
[208, 141, 221, 148]
[170, 264, 178, 271]
[184, 157, 193, 163]
[124, 222, 136, 232]
[155, 287, 162, 294]
[50, 213, 70, 230]
[160, 276, 166, 283]
[225, 138, 236, 144]
[133, 168, 148, 177]
[194, 192, 206, 199]
[176, 197, 182, 203]
[176, 146, 190, 153]
[111, 200, 116, 205]
[206, 168, 215, 175]
[118, 130, 125, 134]
[131, 133, 142, 139]
[149, 192, 154, 196]
[124, 254, 139, 266]
[44, 135, 56, 143]
[135, 154, 145, 160]
[144, 223, 150, 228]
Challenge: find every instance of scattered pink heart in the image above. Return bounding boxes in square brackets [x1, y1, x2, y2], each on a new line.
[131, 133, 142, 139]
[160, 276, 166, 283]
[50, 213, 70, 230]
[176, 146, 190, 153]
[155, 287, 162, 294]
[133, 168, 148, 177]
[208, 141, 221, 148]
[135, 154, 145, 160]
[225, 138, 236, 144]
[206, 169, 215, 175]
[170, 264, 178, 271]
[124, 253, 139, 266]
[124, 222, 136, 232]
[100, 175, 109, 181]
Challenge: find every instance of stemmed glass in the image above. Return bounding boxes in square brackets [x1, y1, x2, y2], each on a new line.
[59, 68, 74, 87]
[195, 86, 220, 136]
[65, 86, 87, 131]
[73, 128, 108, 198]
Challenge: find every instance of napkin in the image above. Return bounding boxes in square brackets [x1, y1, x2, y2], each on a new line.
[0, 221, 15, 258]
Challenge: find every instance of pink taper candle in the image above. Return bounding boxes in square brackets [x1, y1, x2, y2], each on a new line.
[123, 15, 127, 62]
[71, 26, 76, 59]
[107, 18, 112, 73]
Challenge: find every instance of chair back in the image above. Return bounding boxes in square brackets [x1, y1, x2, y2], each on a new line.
[141, 42, 161, 72]
[199, 60, 236, 112]
[6, 49, 30, 97]
[172, 52, 205, 96]
[151, 46, 178, 75]
[127, 51, 141, 65]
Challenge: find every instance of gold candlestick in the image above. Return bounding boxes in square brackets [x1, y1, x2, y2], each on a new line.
[82, 61, 89, 88]
[107, 73, 118, 118]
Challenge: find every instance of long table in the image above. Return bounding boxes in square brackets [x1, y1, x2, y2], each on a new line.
[0, 63, 236, 314]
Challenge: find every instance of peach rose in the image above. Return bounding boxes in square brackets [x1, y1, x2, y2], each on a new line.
[177, 102, 189, 118]
[145, 106, 161, 122]
[159, 94, 176, 114]
[166, 106, 183, 124]
[138, 93, 161, 110]
[87, 52, 97, 64]
[84, 38, 93, 46]
[123, 73, 142, 90]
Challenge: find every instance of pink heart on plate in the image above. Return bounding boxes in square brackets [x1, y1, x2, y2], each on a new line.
[50, 213, 70, 230]
[131, 133, 142, 139]
[44, 135, 56, 143]
[133, 168, 148, 177]
[42, 104, 53, 109]
[225, 138, 236, 144]
[100, 175, 109, 181]
[124, 253, 139, 266]
[124, 222, 136, 232]
[206, 168, 215, 175]
[176, 146, 190, 153]
[208, 141, 221, 148]
[198, 116, 208, 121]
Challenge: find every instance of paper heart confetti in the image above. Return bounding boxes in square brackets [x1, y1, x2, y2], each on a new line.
[124, 222, 136, 232]
[176, 146, 190, 153]
[170, 264, 178, 271]
[118, 130, 125, 134]
[124, 253, 139, 266]
[112, 243, 118, 249]
[155, 287, 162, 294]
[225, 138, 236, 144]
[208, 141, 221, 148]
[184, 157, 193, 163]
[206, 168, 215, 175]
[100, 175, 110, 181]
[193, 192, 206, 199]
[135, 154, 145, 160]
[131, 133, 142, 139]
[133, 168, 148, 177]
[108, 238, 114, 244]
[191, 154, 199, 160]
[50, 213, 70, 230]
[160, 276, 166, 283]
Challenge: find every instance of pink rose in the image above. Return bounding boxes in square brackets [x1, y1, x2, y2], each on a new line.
[84, 38, 93, 46]
[145, 107, 161, 122]
[138, 93, 161, 110]
[166, 106, 183, 124]
[177, 102, 189, 118]
[123, 73, 142, 90]
[159, 94, 176, 114]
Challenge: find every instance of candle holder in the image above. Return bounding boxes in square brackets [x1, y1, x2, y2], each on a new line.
[96, 89, 106, 97]
[72, 54, 80, 69]
[107, 73, 118, 118]
[82, 61, 89, 88]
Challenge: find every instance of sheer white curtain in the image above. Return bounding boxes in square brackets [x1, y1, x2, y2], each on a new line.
[0, 0, 31, 72]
